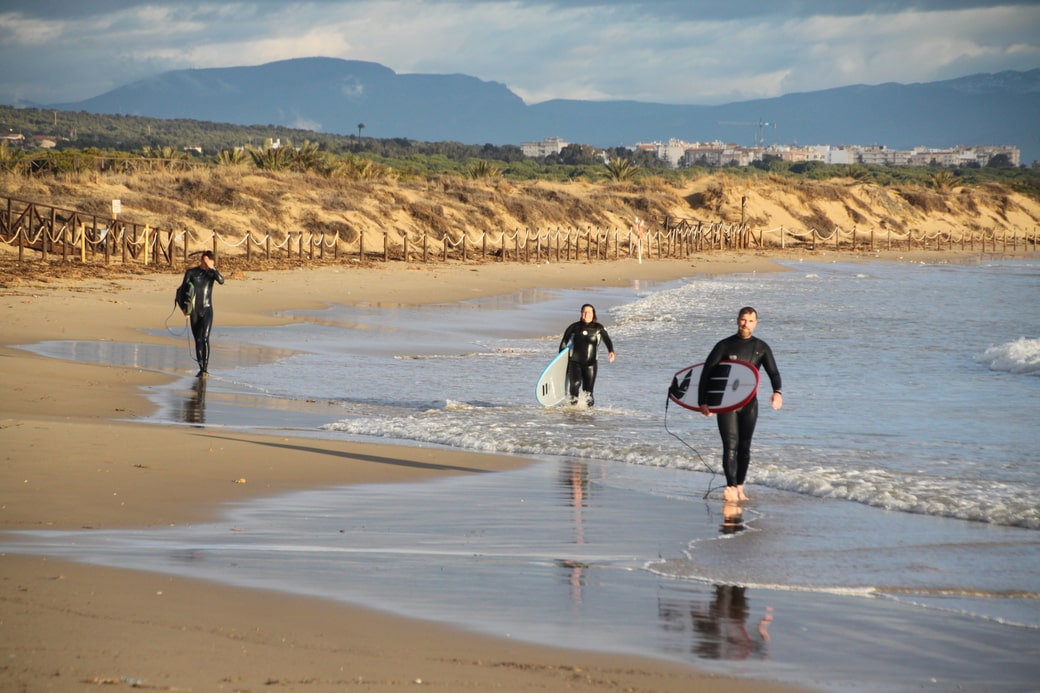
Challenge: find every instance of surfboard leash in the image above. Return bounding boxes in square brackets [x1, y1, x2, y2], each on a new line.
[163, 306, 199, 366]
[663, 395, 722, 499]
[164, 303, 189, 336]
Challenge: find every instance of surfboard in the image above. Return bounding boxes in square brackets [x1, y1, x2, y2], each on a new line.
[668, 360, 760, 413]
[536, 349, 570, 407]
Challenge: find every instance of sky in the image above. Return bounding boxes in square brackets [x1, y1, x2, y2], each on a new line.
[1, 1, 1038, 108]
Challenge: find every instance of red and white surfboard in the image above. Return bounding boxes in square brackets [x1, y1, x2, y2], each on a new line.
[668, 360, 760, 413]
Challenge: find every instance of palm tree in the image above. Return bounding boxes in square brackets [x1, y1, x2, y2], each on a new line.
[289, 139, 323, 172]
[605, 157, 640, 182]
[247, 140, 293, 170]
[215, 147, 249, 166]
[468, 159, 501, 179]
[930, 170, 956, 192]
[357, 123, 365, 151]
[140, 144, 189, 172]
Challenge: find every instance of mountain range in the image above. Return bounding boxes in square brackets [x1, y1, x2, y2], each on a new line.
[52, 57, 1040, 163]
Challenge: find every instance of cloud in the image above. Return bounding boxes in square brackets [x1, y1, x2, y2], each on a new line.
[0, 1, 1037, 107]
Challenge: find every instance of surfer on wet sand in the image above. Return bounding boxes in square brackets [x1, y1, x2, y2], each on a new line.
[559, 303, 615, 407]
[176, 250, 225, 377]
[698, 306, 782, 503]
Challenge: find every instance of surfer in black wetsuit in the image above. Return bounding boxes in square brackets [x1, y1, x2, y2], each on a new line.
[176, 250, 225, 377]
[559, 303, 615, 407]
[698, 306, 782, 503]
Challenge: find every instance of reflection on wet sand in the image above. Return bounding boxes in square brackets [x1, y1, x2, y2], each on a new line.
[721, 502, 745, 535]
[180, 377, 207, 425]
[659, 584, 774, 661]
[558, 461, 591, 605]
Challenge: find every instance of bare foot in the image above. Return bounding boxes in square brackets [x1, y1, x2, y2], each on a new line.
[737, 485, 750, 502]
[723, 486, 740, 502]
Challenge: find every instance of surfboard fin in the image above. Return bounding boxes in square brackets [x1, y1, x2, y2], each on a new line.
[669, 371, 692, 399]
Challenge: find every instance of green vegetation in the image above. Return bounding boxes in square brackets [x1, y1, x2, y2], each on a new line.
[1, 105, 1037, 198]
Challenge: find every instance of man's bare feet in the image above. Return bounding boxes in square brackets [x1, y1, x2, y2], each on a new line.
[723, 486, 740, 502]
[736, 485, 750, 502]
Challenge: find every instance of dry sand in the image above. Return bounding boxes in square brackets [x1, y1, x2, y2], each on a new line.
[0, 249, 998, 692]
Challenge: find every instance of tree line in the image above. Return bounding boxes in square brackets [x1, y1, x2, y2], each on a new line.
[0, 104, 1037, 198]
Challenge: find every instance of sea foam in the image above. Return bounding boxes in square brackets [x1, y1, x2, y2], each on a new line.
[976, 337, 1040, 374]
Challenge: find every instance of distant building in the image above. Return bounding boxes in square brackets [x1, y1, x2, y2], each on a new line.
[921, 145, 1019, 167]
[809, 145, 854, 165]
[680, 142, 755, 168]
[30, 135, 58, 149]
[521, 133, 1021, 169]
[521, 136, 568, 158]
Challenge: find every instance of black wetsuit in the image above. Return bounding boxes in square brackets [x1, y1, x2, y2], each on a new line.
[698, 334, 781, 487]
[177, 265, 224, 374]
[559, 320, 614, 406]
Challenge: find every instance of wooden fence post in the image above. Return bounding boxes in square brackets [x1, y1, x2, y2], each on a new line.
[44, 207, 52, 261]
[62, 218, 70, 263]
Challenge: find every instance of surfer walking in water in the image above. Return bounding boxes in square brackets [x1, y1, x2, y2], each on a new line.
[698, 306, 782, 502]
[559, 303, 615, 407]
[176, 250, 225, 378]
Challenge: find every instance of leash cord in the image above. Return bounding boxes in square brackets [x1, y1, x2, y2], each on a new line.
[663, 395, 720, 500]
[164, 306, 198, 365]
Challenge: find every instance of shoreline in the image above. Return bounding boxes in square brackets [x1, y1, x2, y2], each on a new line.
[0, 250, 1012, 692]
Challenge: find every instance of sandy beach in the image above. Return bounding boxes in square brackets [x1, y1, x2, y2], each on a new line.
[0, 251, 856, 693]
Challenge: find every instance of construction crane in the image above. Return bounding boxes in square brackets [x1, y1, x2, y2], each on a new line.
[718, 120, 777, 148]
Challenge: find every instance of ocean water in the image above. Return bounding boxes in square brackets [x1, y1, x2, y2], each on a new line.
[204, 257, 1040, 530]
[10, 258, 1040, 691]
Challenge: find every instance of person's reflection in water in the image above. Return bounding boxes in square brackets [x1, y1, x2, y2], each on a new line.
[721, 502, 746, 535]
[560, 461, 590, 543]
[557, 461, 591, 606]
[691, 585, 773, 661]
[181, 376, 207, 425]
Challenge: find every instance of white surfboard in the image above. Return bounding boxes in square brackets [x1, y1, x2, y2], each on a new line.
[668, 360, 760, 413]
[536, 349, 570, 407]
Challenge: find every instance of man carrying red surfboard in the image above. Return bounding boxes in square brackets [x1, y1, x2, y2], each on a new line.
[699, 306, 783, 503]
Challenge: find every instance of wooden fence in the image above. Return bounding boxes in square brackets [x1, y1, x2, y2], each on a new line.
[1, 196, 1036, 268]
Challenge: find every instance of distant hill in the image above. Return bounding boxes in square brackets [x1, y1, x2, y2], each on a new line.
[50, 57, 1040, 163]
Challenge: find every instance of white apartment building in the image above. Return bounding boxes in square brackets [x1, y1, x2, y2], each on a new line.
[808, 145, 854, 165]
[522, 136, 1022, 169]
[521, 136, 569, 158]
